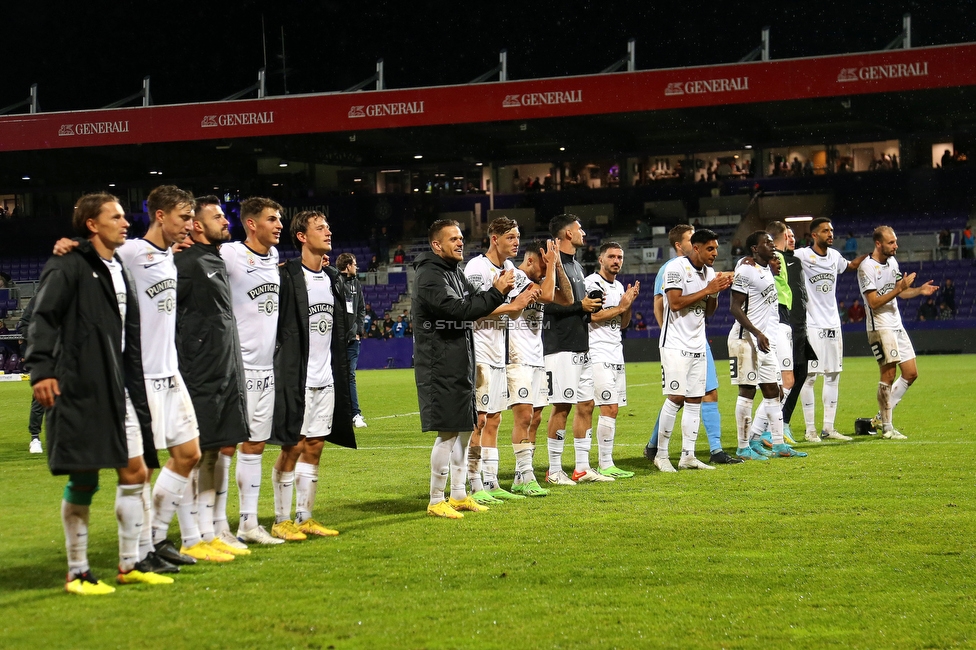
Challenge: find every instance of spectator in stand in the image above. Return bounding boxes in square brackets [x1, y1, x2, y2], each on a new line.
[803, 159, 814, 176]
[405, 321, 413, 337]
[635, 219, 650, 240]
[581, 245, 598, 275]
[847, 298, 865, 323]
[730, 239, 745, 258]
[962, 225, 974, 260]
[838, 300, 850, 324]
[939, 301, 954, 320]
[382, 323, 394, 339]
[393, 316, 407, 338]
[367, 255, 379, 272]
[941, 149, 953, 169]
[938, 229, 952, 260]
[393, 245, 406, 264]
[843, 232, 858, 261]
[918, 297, 938, 321]
[400, 309, 410, 324]
[382, 312, 394, 332]
[378, 226, 391, 264]
[940, 278, 956, 315]
[634, 312, 647, 331]
[367, 322, 383, 339]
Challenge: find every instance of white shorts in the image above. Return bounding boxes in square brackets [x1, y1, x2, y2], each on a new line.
[593, 362, 627, 406]
[807, 326, 843, 374]
[245, 368, 275, 443]
[507, 364, 548, 409]
[124, 391, 143, 459]
[868, 328, 916, 366]
[475, 363, 507, 414]
[145, 374, 199, 450]
[774, 321, 794, 372]
[545, 351, 594, 404]
[728, 336, 781, 386]
[301, 385, 335, 439]
[660, 348, 706, 398]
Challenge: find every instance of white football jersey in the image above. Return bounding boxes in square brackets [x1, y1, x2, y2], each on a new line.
[795, 246, 848, 329]
[220, 242, 280, 370]
[858, 256, 903, 330]
[507, 269, 544, 367]
[585, 272, 625, 364]
[304, 267, 335, 388]
[102, 256, 127, 350]
[729, 259, 778, 341]
[464, 254, 515, 366]
[660, 256, 714, 353]
[116, 239, 178, 378]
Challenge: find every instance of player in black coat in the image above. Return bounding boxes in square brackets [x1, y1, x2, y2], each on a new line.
[26, 194, 161, 594]
[411, 220, 511, 518]
[268, 211, 355, 539]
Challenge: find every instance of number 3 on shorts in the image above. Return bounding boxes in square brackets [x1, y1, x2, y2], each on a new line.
[729, 357, 739, 380]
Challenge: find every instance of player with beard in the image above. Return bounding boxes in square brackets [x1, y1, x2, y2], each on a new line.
[30, 193, 169, 594]
[794, 218, 865, 442]
[505, 240, 570, 496]
[464, 218, 540, 504]
[728, 231, 806, 460]
[858, 226, 938, 439]
[584, 242, 639, 478]
[174, 196, 251, 555]
[269, 211, 356, 540]
[221, 197, 285, 545]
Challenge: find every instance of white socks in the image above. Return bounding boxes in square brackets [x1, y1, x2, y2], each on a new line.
[679, 402, 702, 459]
[139, 483, 153, 559]
[548, 431, 565, 473]
[656, 400, 681, 459]
[450, 433, 471, 501]
[596, 416, 616, 470]
[295, 462, 318, 524]
[878, 382, 893, 431]
[482, 446, 499, 491]
[800, 374, 817, 434]
[735, 396, 754, 449]
[272, 468, 295, 524]
[573, 430, 592, 472]
[213, 452, 232, 535]
[764, 397, 785, 445]
[62, 501, 90, 577]
[236, 453, 263, 532]
[429, 435, 454, 505]
[467, 445, 484, 493]
[196, 450, 217, 542]
[116, 484, 144, 572]
[890, 377, 911, 411]
[176, 468, 201, 548]
[513, 443, 535, 485]
[822, 373, 840, 432]
[151, 467, 188, 545]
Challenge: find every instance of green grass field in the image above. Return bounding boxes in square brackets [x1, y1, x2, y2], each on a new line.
[1, 355, 974, 649]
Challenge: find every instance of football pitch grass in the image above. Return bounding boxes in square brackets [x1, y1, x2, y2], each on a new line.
[1, 355, 973, 649]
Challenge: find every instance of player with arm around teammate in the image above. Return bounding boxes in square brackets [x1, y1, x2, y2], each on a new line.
[584, 242, 639, 478]
[858, 226, 938, 439]
[728, 231, 807, 460]
[506, 239, 569, 496]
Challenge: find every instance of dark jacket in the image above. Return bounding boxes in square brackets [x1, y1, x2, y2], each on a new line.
[411, 251, 505, 432]
[781, 248, 808, 328]
[542, 250, 589, 355]
[337, 271, 366, 343]
[26, 241, 156, 474]
[174, 241, 250, 450]
[271, 258, 356, 449]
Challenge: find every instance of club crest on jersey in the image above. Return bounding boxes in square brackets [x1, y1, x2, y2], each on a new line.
[146, 252, 154, 262]
[247, 254, 256, 266]
[157, 296, 175, 314]
[145, 278, 176, 299]
[468, 273, 485, 290]
[310, 318, 333, 335]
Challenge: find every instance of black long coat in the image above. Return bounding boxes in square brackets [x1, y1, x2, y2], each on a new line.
[271, 258, 356, 449]
[174, 241, 250, 450]
[411, 251, 505, 432]
[26, 240, 156, 474]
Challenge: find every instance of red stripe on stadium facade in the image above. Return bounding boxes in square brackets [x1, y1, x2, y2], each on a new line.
[2, 43, 975, 152]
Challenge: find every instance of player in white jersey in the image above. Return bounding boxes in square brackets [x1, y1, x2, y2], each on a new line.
[463, 218, 539, 504]
[114, 185, 237, 565]
[220, 197, 285, 545]
[654, 229, 732, 472]
[794, 217, 866, 441]
[728, 231, 806, 460]
[858, 226, 938, 439]
[269, 211, 357, 539]
[584, 242, 639, 478]
[506, 239, 571, 497]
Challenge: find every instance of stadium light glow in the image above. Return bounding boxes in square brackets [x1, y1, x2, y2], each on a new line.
[21, 175, 30, 180]
[414, 154, 423, 159]
[559, 147, 566, 151]
[108, 183, 116, 187]
[785, 215, 814, 222]
[744, 144, 753, 149]
[278, 161, 288, 167]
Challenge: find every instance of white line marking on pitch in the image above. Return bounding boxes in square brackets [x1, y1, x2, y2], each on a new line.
[372, 411, 420, 420]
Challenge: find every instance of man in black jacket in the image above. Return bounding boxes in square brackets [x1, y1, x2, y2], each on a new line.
[270, 211, 356, 540]
[335, 252, 368, 428]
[27, 193, 167, 594]
[18, 294, 45, 454]
[174, 195, 250, 555]
[412, 219, 513, 519]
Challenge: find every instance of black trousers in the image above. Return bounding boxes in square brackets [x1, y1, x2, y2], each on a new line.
[783, 326, 815, 425]
[28, 396, 45, 436]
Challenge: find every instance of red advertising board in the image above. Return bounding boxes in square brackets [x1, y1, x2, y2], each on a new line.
[2, 43, 975, 152]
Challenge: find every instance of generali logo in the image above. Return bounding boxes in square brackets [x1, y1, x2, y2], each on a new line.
[502, 90, 582, 108]
[200, 111, 275, 127]
[58, 120, 130, 136]
[664, 77, 749, 96]
[348, 101, 425, 118]
[836, 61, 929, 82]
